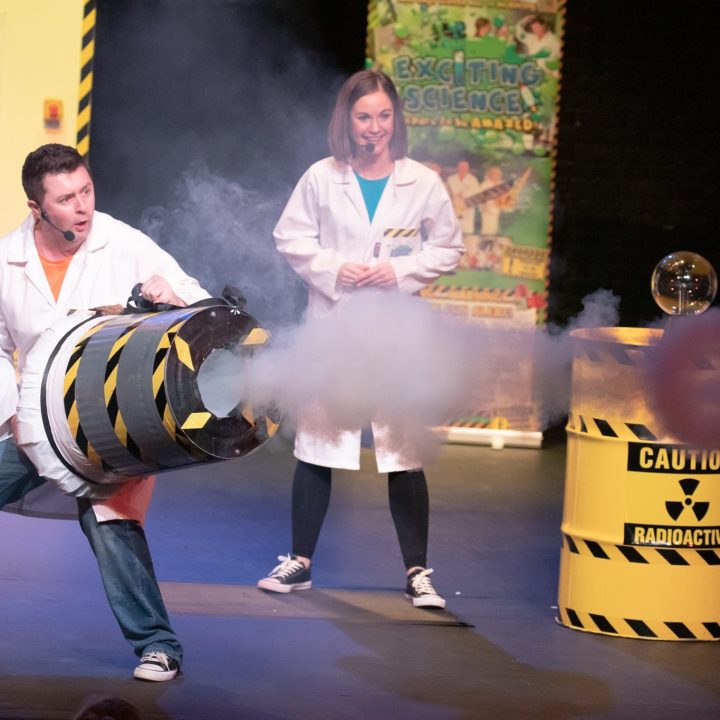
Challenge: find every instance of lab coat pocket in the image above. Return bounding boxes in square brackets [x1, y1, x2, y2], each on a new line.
[383, 227, 422, 258]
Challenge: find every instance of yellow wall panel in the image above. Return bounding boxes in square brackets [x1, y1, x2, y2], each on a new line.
[0, 0, 85, 234]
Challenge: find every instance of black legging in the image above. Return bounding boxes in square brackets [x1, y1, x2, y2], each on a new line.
[291, 459, 429, 569]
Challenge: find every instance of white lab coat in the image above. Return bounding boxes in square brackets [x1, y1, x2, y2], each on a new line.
[445, 171, 482, 234]
[274, 156, 463, 472]
[515, 22, 561, 72]
[0, 211, 210, 521]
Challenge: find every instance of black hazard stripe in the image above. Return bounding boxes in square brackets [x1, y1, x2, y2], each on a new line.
[579, 337, 716, 371]
[569, 413, 657, 441]
[625, 422, 657, 441]
[65, 321, 135, 469]
[151, 322, 205, 461]
[559, 608, 720, 640]
[64, 334, 94, 417]
[42, 316, 105, 485]
[104, 322, 142, 381]
[64, 322, 107, 428]
[563, 533, 720, 566]
[152, 323, 183, 435]
[102, 322, 145, 457]
[76, 0, 96, 157]
[383, 228, 419, 237]
[578, 341, 635, 366]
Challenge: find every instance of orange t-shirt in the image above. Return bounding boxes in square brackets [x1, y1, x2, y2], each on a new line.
[38, 253, 73, 301]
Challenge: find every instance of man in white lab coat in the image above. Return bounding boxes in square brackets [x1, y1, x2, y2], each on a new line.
[0, 143, 209, 681]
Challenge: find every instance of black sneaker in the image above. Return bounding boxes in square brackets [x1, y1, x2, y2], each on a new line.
[405, 568, 446, 609]
[257, 554, 312, 593]
[133, 651, 180, 682]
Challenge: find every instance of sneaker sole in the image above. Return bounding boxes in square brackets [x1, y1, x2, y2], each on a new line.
[405, 593, 446, 609]
[257, 579, 312, 593]
[133, 667, 179, 682]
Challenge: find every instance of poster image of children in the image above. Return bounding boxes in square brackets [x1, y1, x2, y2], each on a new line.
[445, 160, 482, 268]
[476, 166, 505, 235]
[445, 160, 482, 235]
[515, 14, 561, 74]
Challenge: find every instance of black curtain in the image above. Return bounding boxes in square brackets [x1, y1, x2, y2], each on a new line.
[90, 0, 717, 327]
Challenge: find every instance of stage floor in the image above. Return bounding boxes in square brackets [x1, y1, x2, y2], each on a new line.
[1, 429, 718, 719]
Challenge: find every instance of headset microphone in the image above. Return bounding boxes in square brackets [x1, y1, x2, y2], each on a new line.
[364, 142, 375, 153]
[40, 208, 75, 242]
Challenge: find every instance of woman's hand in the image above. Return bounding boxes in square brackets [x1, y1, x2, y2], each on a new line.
[355, 262, 398, 288]
[337, 262, 371, 289]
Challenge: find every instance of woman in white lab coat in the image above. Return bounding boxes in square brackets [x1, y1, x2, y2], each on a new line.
[257, 69, 463, 607]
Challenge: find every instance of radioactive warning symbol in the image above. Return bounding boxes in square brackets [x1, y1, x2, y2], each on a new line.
[666, 478, 710, 522]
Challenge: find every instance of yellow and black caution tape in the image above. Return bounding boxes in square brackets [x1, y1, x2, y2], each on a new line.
[557, 606, 720, 641]
[64, 321, 107, 444]
[566, 412, 657, 442]
[76, 0, 96, 158]
[54, 305, 280, 476]
[384, 228, 420, 238]
[563, 533, 720, 567]
[419, 285, 521, 303]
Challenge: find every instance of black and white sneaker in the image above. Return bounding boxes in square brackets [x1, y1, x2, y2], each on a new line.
[405, 568, 446, 609]
[133, 651, 180, 682]
[257, 554, 312, 593]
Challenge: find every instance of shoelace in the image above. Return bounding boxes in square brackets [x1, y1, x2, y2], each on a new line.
[410, 568, 438, 595]
[270, 554, 305, 579]
[140, 651, 170, 669]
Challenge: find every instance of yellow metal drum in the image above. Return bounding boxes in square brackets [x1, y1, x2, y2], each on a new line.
[557, 327, 720, 641]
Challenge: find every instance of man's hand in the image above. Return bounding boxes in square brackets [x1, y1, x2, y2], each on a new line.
[10, 414, 23, 453]
[141, 275, 186, 307]
[355, 262, 398, 288]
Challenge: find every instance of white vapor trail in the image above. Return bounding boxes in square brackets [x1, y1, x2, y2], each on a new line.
[198, 288, 621, 465]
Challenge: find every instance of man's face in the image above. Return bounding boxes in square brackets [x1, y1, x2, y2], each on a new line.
[37, 165, 95, 245]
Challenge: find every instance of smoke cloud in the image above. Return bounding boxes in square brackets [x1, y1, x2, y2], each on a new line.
[140, 165, 307, 328]
[134, 155, 624, 465]
[644, 308, 720, 448]
[196, 285, 621, 466]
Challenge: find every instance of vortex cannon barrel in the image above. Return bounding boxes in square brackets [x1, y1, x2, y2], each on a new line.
[17, 303, 280, 496]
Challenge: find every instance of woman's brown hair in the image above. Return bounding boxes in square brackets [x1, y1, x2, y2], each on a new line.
[327, 69, 408, 163]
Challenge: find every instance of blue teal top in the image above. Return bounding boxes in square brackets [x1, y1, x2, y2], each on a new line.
[354, 171, 390, 222]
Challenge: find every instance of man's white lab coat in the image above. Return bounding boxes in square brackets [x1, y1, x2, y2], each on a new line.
[0, 211, 209, 520]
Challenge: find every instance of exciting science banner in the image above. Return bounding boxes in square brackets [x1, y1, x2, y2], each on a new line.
[367, 0, 564, 444]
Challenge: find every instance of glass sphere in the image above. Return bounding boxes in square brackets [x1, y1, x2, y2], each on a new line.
[651, 251, 717, 315]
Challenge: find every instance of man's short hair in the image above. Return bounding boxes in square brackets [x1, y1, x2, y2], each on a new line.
[21, 144, 90, 204]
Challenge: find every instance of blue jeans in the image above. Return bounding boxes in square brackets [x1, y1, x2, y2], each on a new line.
[78, 499, 183, 664]
[1, 438, 183, 666]
[0, 436, 46, 506]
